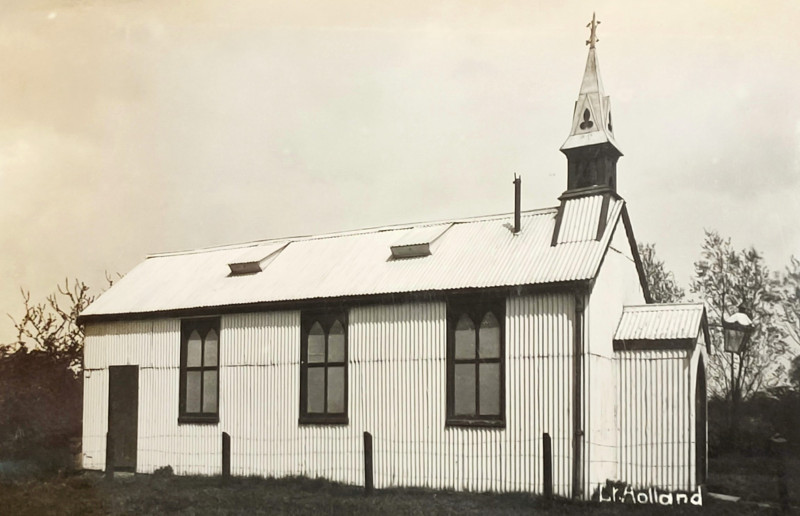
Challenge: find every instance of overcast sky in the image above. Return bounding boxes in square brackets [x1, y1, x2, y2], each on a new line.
[1, 1, 798, 344]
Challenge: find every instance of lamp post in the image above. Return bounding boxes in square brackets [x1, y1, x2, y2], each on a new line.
[721, 305, 754, 440]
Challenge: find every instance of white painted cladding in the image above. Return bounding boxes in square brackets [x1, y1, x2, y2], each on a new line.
[583, 217, 646, 495]
[83, 293, 579, 495]
[615, 348, 697, 491]
[83, 319, 221, 474]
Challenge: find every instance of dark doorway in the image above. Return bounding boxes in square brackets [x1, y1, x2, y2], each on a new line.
[108, 365, 139, 471]
[695, 357, 707, 484]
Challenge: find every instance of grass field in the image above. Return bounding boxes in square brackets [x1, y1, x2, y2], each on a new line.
[0, 465, 787, 515]
[706, 453, 797, 506]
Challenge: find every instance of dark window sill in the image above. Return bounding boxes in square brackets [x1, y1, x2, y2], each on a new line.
[446, 418, 505, 429]
[178, 414, 219, 425]
[299, 414, 349, 426]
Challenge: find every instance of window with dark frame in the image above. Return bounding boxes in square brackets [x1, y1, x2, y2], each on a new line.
[300, 311, 348, 424]
[179, 318, 220, 424]
[447, 299, 505, 427]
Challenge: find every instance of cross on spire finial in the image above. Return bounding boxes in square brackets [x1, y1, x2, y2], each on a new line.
[586, 12, 600, 48]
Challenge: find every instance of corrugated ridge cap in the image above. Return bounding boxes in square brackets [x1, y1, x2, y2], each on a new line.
[146, 207, 559, 259]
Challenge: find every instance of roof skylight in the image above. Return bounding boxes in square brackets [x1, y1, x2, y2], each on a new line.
[390, 224, 453, 259]
[228, 242, 289, 275]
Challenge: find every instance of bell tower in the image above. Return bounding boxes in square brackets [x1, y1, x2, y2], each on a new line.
[560, 13, 622, 192]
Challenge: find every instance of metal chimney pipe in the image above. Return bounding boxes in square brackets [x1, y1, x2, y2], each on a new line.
[513, 174, 521, 234]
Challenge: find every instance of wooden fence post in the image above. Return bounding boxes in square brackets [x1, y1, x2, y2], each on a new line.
[105, 432, 114, 480]
[222, 432, 231, 481]
[543, 432, 553, 500]
[363, 431, 373, 495]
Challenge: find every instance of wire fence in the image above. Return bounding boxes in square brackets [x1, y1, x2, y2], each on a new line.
[86, 428, 699, 496]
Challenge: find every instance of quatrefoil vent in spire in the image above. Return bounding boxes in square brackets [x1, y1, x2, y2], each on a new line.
[580, 109, 594, 130]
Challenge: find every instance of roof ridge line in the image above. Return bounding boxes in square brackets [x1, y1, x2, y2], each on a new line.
[145, 206, 560, 258]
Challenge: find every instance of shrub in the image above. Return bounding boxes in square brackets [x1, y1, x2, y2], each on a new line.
[153, 465, 174, 477]
[709, 390, 800, 457]
[0, 349, 82, 465]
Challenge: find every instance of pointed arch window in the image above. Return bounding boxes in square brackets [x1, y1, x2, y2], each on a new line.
[179, 318, 220, 424]
[300, 311, 348, 424]
[447, 299, 505, 427]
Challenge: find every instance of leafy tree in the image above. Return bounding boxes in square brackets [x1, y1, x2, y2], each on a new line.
[638, 242, 685, 303]
[780, 256, 800, 383]
[790, 355, 800, 391]
[782, 256, 800, 327]
[691, 231, 788, 405]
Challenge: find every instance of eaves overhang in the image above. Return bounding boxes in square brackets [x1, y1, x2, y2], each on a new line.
[77, 279, 593, 325]
[613, 338, 696, 352]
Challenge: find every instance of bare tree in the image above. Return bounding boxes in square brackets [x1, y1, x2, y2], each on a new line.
[0, 278, 107, 459]
[6, 278, 95, 374]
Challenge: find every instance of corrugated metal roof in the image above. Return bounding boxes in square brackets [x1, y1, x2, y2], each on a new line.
[557, 195, 606, 244]
[227, 241, 290, 274]
[82, 195, 626, 318]
[390, 223, 453, 259]
[228, 242, 288, 266]
[391, 223, 453, 248]
[614, 303, 706, 341]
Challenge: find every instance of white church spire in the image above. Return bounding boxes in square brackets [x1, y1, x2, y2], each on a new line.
[579, 13, 605, 95]
[560, 13, 622, 192]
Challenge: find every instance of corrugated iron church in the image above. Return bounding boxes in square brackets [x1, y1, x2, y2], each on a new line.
[79, 18, 709, 499]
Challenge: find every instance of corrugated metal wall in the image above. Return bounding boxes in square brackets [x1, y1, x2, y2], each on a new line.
[83, 293, 579, 495]
[507, 294, 576, 495]
[84, 319, 221, 475]
[81, 367, 107, 470]
[223, 311, 359, 483]
[616, 349, 694, 491]
[582, 217, 647, 496]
